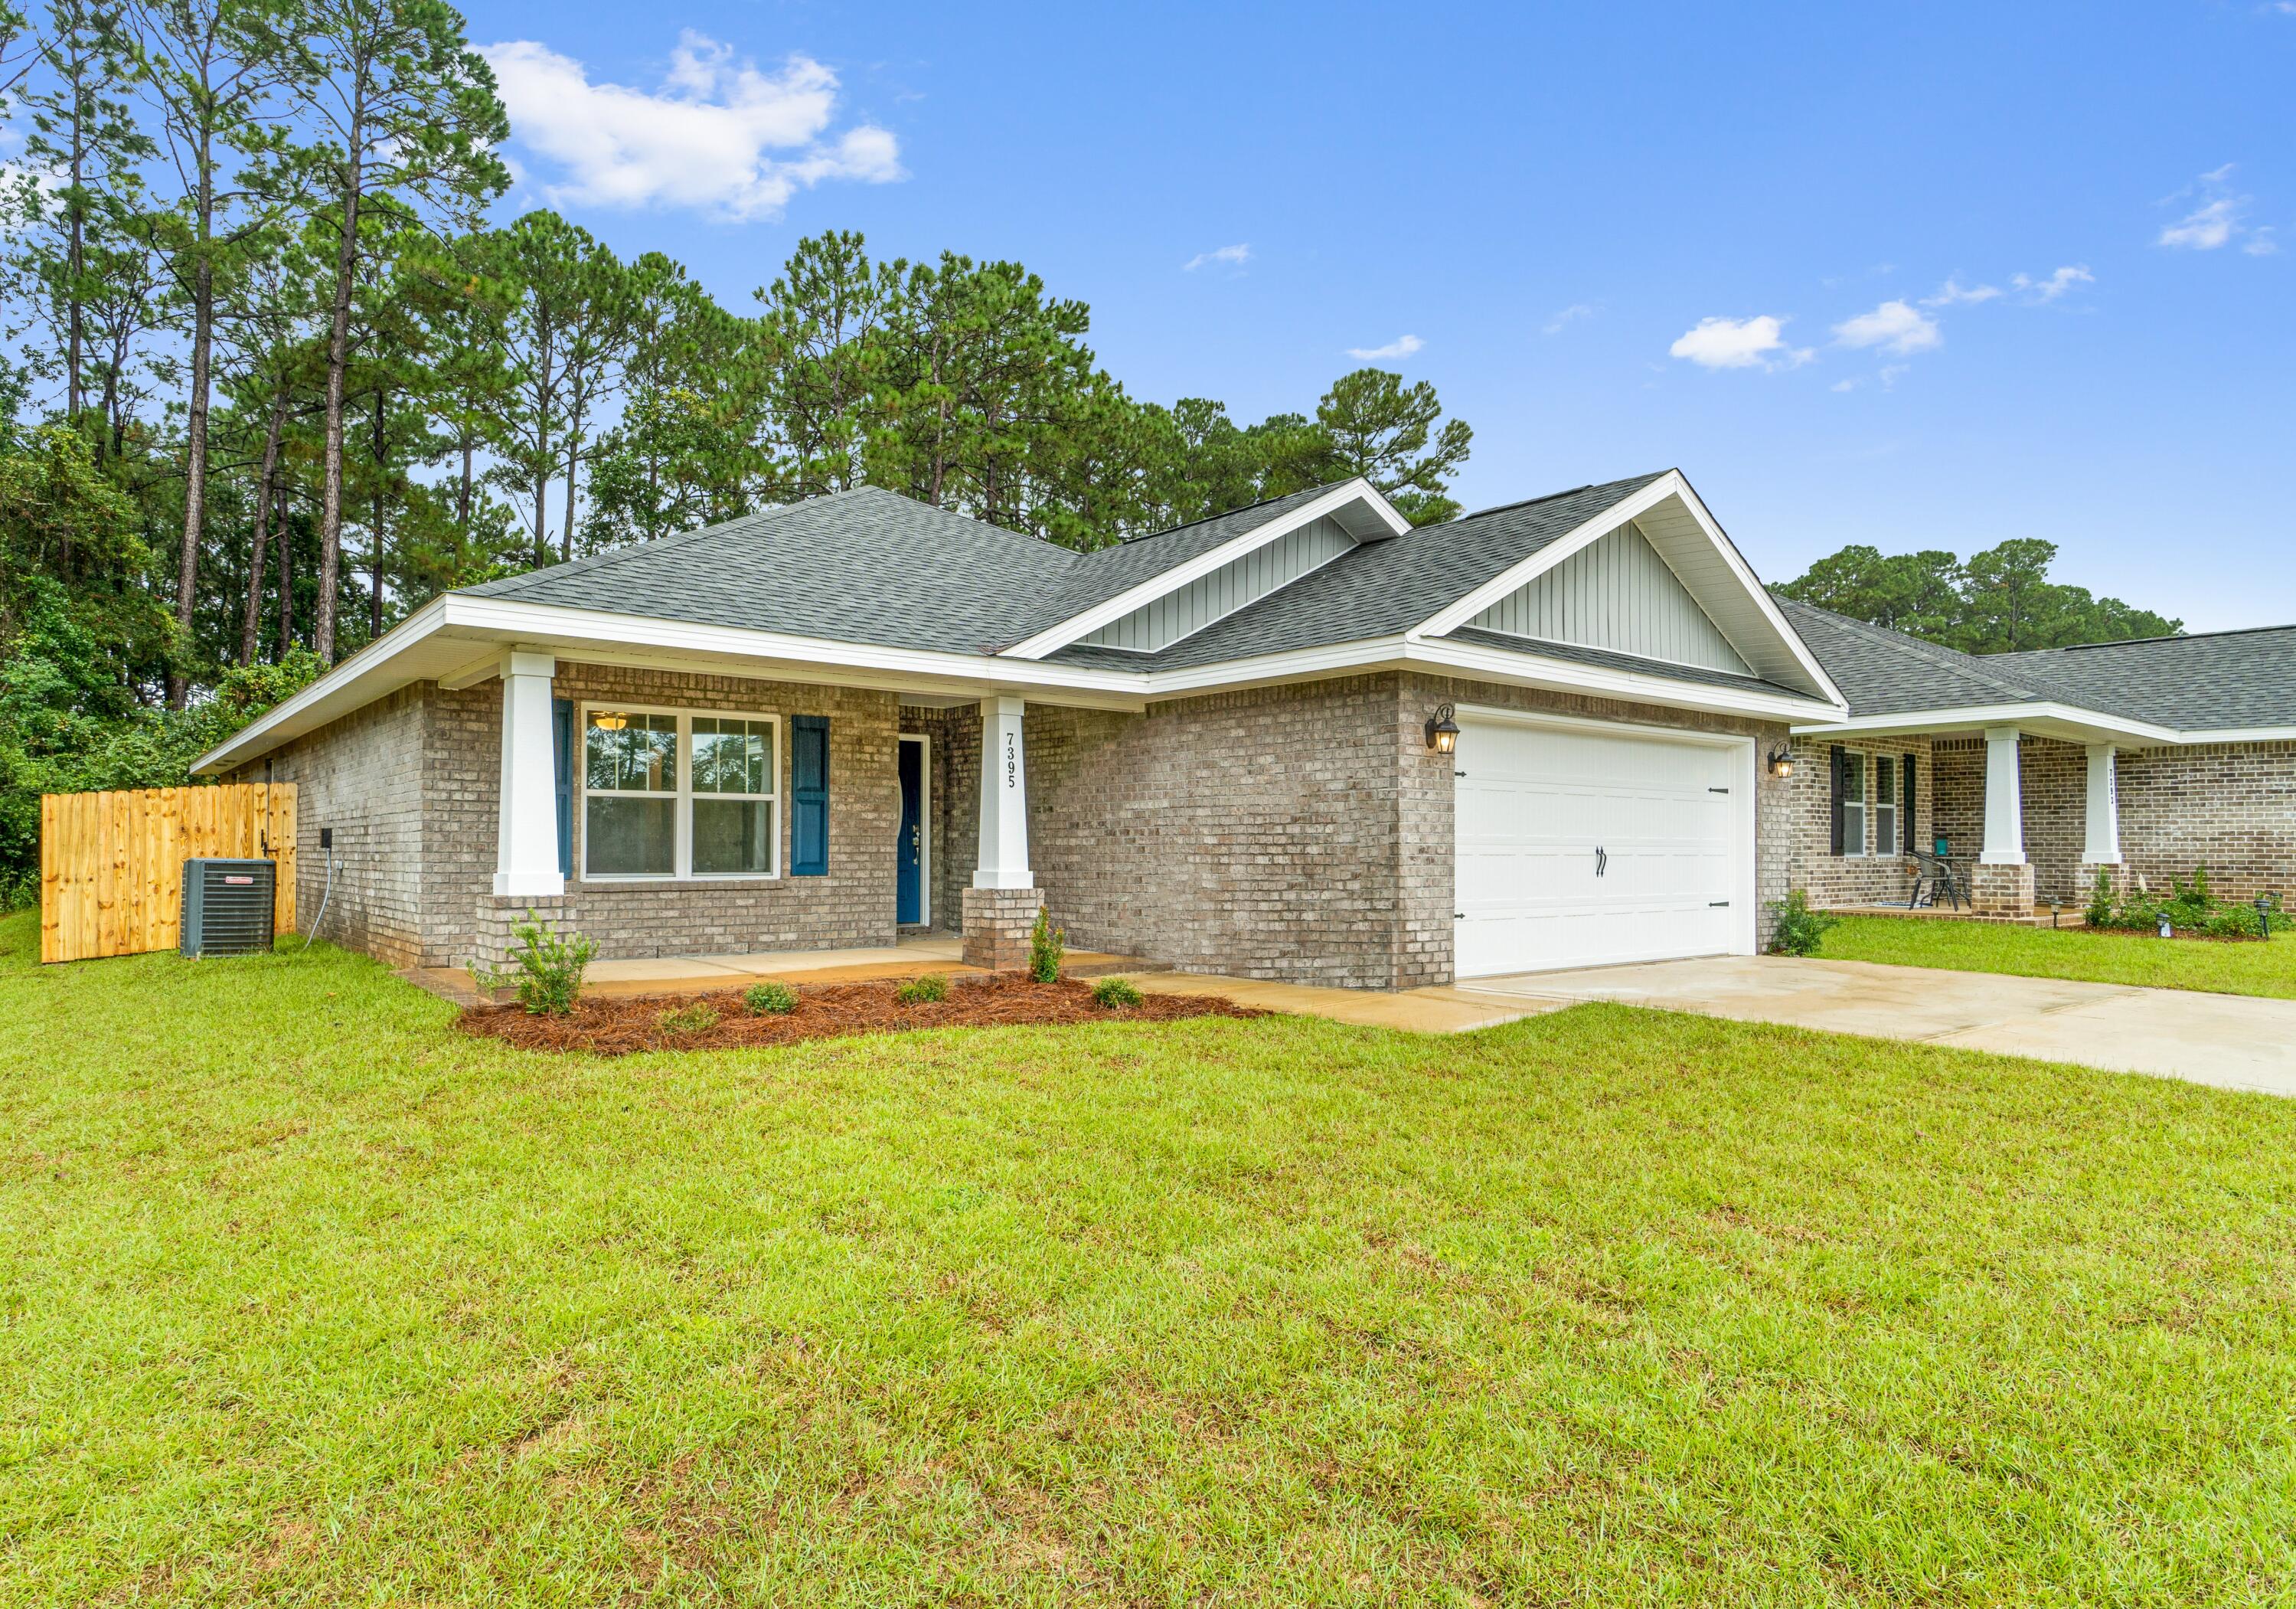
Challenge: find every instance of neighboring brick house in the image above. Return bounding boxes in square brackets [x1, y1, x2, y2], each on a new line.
[200, 471, 1847, 987]
[1780, 602, 2296, 917]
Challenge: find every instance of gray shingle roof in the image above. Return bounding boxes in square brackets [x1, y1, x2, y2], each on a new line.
[1019, 483, 1344, 629]
[1995, 627, 2296, 730]
[1047, 473, 1673, 671]
[460, 486, 1084, 656]
[1777, 599, 2296, 733]
[1772, 600, 2059, 715]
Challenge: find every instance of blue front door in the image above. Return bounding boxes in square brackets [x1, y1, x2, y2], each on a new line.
[897, 740, 923, 924]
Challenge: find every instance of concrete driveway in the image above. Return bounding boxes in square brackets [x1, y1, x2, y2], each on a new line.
[1455, 955, 2296, 1097]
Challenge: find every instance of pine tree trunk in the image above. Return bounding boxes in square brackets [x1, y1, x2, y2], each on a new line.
[370, 387, 386, 639]
[561, 391, 583, 561]
[240, 394, 286, 664]
[315, 139, 363, 663]
[172, 247, 214, 708]
[276, 496, 296, 659]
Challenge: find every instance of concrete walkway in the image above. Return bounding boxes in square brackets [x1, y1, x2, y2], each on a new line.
[1454, 955, 2296, 1096]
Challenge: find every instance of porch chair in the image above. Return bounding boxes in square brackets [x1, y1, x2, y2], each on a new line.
[1907, 847, 1965, 912]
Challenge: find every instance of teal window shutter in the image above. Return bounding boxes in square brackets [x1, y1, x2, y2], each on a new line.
[792, 715, 829, 875]
[551, 697, 573, 878]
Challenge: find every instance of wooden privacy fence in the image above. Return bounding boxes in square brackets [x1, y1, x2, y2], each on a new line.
[40, 783, 296, 963]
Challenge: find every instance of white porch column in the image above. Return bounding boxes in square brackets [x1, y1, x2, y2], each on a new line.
[494, 649, 564, 898]
[1981, 726, 2025, 865]
[2082, 744, 2122, 865]
[972, 695, 1032, 890]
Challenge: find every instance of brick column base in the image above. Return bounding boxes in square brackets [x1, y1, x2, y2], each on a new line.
[962, 887, 1041, 972]
[1969, 861, 2036, 919]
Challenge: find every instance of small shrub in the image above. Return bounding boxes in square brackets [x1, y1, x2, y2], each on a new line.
[470, 908, 598, 1016]
[2199, 903, 2263, 940]
[1028, 906, 1065, 983]
[743, 980, 798, 1015]
[896, 972, 949, 1006]
[2086, 868, 2116, 929]
[656, 1002, 720, 1035]
[1766, 888, 1838, 957]
[1090, 976, 1143, 1009]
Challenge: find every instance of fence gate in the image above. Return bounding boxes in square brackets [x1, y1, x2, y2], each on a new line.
[39, 784, 297, 963]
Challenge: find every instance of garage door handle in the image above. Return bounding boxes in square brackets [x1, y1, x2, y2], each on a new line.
[1595, 845, 1607, 877]
[1710, 900, 1730, 908]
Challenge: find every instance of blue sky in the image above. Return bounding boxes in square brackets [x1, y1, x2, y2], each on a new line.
[473, 1, 2294, 630]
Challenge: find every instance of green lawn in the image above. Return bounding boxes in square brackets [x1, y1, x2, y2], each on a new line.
[1822, 912, 2296, 999]
[6, 909, 2296, 1604]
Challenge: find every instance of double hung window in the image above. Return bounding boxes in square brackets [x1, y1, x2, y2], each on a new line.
[583, 708, 778, 879]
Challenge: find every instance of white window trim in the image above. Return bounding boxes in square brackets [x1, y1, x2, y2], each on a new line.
[898, 731, 931, 926]
[1841, 751, 1869, 857]
[1873, 754, 1899, 858]
[579, 701, 783, 883]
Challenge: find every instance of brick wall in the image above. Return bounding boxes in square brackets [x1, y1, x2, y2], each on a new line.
[1786, 736, 1936, 908]
[230, 686, 426, 967]
[1857, 735, 2294, 909]
[429, 664, 904, 967]
[911, 672, 1791, 990]
[2116, 741, 2296, 903]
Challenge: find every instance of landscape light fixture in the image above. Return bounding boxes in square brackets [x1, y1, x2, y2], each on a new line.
[1768, 746, 1795, 778]
[1425, 703, 1460, 755]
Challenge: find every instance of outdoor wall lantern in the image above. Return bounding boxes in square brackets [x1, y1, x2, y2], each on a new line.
[1425, 704, 1461, 754]
[1767, 746, 1795, 778]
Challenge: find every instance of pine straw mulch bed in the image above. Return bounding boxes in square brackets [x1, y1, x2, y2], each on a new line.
[459, 972, 1266, 1056]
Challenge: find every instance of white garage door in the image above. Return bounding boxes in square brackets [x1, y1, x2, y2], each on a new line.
[1454, 716, 1748, 976]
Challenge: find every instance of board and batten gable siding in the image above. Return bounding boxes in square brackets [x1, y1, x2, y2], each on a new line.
[1468, 521, 1752, 675]
[1079, 515, 1357, 653]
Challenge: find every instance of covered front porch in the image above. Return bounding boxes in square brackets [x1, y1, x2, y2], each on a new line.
[1793, 710, 2151, 923]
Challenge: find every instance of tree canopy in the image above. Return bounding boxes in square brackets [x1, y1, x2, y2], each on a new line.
[1775, 539, 2180, 654]
[0, 0, 1478, 904]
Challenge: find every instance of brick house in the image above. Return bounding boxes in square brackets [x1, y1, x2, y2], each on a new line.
[191, 471, 2292, 986]
[1780, 602, 2296, 917]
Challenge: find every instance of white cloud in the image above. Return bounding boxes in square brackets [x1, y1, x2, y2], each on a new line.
[1541, 302, 1598, 335]
[1829, 377, 1860, 393]
[2160, 195, 2239, 249]
[2011, 264, 2094, 301]
[479, 31, 903, 221]
[1346, 333, 1423, 361]
[2156, 165, 2269, 251]
[1668, 314, 1809, 370]
[1879, 364, 1910, 390]
[1921, 276, 2002, 306]
[1182, 243, 1251, 272]
[1831, 299, 1942, 355]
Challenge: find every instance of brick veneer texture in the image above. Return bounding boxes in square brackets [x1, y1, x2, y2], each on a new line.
[245, 662, 904, 968]
[1785, 736, 1936, 908]
[922, 671, 1791, 990]
[960, 886, 1042, 971]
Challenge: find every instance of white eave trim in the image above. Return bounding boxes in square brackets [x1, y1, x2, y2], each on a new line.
[195, 588, 1847, 776]
[997, 478, 1409, 661]
[2174, 725, 2296, 745]
[1790, 702, 2181, 745]
[1406, 469, 1848, 709]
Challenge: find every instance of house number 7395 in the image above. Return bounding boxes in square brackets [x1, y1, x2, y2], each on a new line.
[1004, 731, 1019, 789]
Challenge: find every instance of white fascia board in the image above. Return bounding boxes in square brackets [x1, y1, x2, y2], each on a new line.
[2175, 726, 2296, 745]
[1407, 470, 1850, 710]
[1406, 636, 1844, 724]
[191, 597, 452, 774]
[1409, 473, 1687, 642]
[193, 594, 1155, 775]
[1138, 632, 1843, 722]
[1790, 702, 2179, 745]
[998, 479, 1409, 661]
